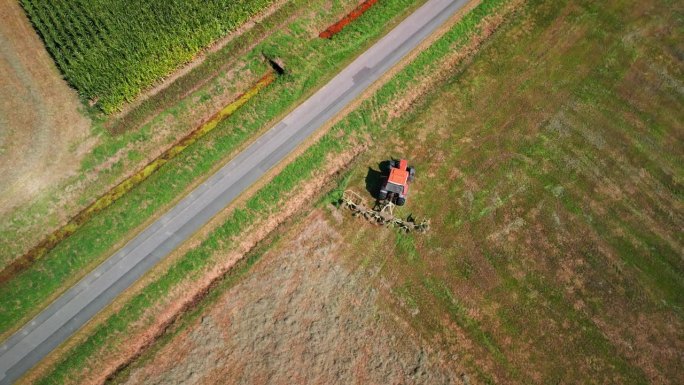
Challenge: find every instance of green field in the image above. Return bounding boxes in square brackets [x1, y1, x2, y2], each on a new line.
[330, 0, 683, 382]
[20, 0, 273, 112]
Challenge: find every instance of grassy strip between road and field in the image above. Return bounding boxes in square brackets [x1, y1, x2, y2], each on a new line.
[34, 1, 513, 383]
[0, 72, 275, 285]
[0, 0, 429, 345]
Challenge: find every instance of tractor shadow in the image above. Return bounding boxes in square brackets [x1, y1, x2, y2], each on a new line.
[365, 161, 392, 199]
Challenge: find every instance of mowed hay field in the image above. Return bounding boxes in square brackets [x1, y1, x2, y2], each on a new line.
[0, 1, 90, 218]
[329, 0, 682, 383]
[20, 0, 274, 112]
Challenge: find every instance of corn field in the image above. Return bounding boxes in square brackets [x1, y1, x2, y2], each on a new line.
[20, 0, 274, 113]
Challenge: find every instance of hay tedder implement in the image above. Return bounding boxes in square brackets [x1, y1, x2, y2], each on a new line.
[340, 190, 430, 233]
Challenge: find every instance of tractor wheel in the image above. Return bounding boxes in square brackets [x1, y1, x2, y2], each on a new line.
[396, 197, 406, 206]
[378, 190, 388, 200]
[407, 166, 415, 182]
[390, 160, 399, 169]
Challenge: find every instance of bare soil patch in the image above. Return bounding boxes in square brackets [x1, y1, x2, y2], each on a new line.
[0, 0, 91, 216]
[0, 72, 276, 286]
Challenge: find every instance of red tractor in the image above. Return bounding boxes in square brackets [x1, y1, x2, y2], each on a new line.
[378, 159, 415, 206]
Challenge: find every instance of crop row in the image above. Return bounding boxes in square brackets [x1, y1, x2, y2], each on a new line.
[20, 0, 274, 112]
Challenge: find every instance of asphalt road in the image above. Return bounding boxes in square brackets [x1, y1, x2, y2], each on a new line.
[0, 0, 469, 382]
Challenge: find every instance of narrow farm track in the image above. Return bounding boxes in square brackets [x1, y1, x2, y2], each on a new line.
[0, 0, 471, 383]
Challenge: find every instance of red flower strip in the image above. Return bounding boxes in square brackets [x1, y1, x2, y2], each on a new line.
[319, 0, 379, 39]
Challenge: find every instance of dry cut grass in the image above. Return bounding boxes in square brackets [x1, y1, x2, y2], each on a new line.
[0, 0, 90, 218]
